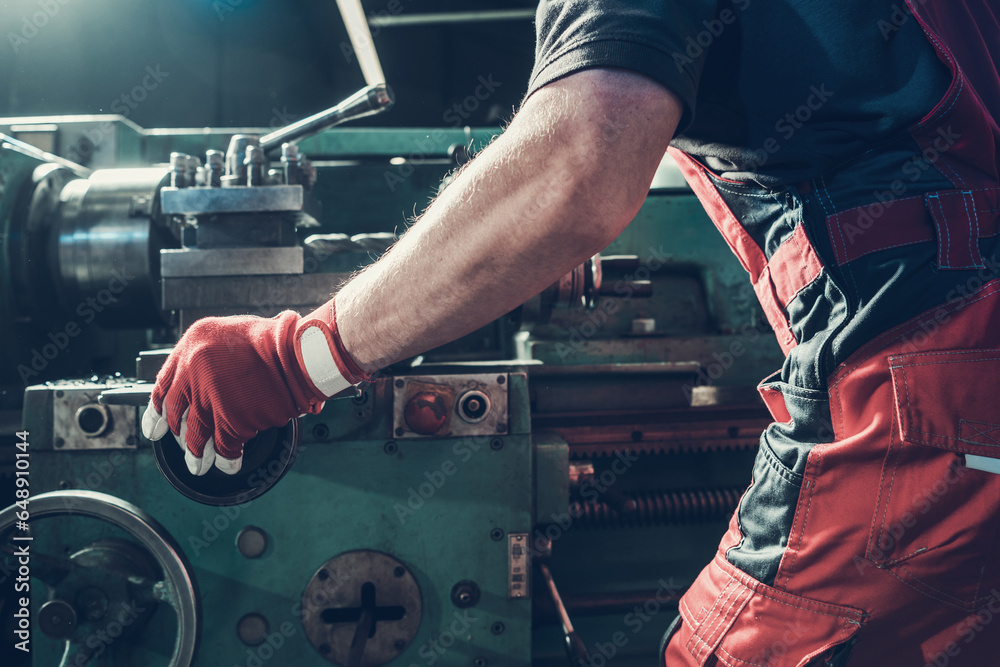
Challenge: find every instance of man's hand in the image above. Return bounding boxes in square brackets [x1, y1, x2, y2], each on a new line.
[140, 301, 365, 476]
[141, 68, 681, 478]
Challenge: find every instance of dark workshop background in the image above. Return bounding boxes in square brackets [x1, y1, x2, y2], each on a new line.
[0, 0, 537, 129]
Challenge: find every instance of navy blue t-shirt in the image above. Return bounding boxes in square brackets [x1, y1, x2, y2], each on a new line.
[527, 0, 952, 187]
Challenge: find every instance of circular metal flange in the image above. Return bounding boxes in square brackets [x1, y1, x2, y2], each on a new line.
[153, 420, 299, 506]
[301, 550, 422, 665]
[0, 490, 200, 667]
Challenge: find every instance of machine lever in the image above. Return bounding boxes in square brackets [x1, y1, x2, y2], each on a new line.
[98, 383, 362, 406]
[347, 605, 375, 667]
[98, 385, 153, 406]
[259, 83, 394, 154]
[0, 132, 93, 178]
[538, 563, 590, 665]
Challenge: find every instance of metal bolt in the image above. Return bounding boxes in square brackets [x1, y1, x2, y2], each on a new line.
[54, 437, 65, 448]
[395, 379, 405, 388]
[474, 658, 488, 667]
[534, 536, 552, 560]
[496, 375, 505, 385]
[490, 528, 504, 541]
[394, 639, 406, 651]
[206, 150, 224, 187]
[385, 441, 398, 455]
[312, 423, 330, 440]
[394, 566, 406, 578]
[490, 438, 503, 451]
[170, 152, 189, 188]
[318, 569, 329, 581]
[395, 427, 405, 437]
[245, 145, 265, 186]
[491, 621, 505, 635]
[496, 422, 506, 433]
[236, 526, 269, 559]
[450, 580, 480, 608]
[237, 613, 269, 646]
[38, 600, 77, 639]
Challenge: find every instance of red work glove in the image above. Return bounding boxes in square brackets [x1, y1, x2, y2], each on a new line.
[140, 300, 367, 476]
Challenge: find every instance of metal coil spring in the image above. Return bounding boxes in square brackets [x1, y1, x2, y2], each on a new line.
[569, 487, 744, 529]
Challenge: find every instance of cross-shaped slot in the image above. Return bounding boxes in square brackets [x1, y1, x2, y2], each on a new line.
[321, 582, 406, 638]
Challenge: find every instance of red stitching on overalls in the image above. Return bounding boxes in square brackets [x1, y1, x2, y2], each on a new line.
[717, 645, 768, 667]
[961, 190, 979, 265]
[687, 580, 738, 659]
[778, 452, 819, 590]
[706, 585, 751, 648]
[691, 580, 741, 659]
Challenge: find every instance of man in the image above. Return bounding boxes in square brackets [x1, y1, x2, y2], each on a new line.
[144, 1, 1000, 664]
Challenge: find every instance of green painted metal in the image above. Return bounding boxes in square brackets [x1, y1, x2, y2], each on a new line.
[24, 372, 539, 666]
[142, 127, 501, 162]
[532, 435, 569, 526]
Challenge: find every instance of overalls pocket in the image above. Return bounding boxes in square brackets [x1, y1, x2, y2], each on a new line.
[865, 349, 1000, 610]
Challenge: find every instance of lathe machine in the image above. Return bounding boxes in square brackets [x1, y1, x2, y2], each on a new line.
[0, 83, 784, 666]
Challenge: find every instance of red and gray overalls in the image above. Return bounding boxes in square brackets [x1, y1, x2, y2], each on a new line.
[662, 2, 1000, 665]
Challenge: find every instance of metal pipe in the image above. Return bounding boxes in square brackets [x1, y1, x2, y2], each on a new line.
[336, 0, 385, 85]
[368, 9, 536, 28]
[535, 589, 686, 622]
[538, 564, 590, 663]
[0, 132, 92, 178]
[259, 84, 394, 154]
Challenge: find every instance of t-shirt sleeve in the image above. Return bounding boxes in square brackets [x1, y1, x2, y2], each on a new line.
[527, 0, 721, 132]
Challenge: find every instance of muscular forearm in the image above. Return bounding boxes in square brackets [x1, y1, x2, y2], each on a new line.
[336, 69, 683, 371]
[143, 70, 682, 472]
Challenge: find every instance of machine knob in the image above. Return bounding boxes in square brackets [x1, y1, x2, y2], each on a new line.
[403, 392, 449, 435]
[38, 600, 78, 639]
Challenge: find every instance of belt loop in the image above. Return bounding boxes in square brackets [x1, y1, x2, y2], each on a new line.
[924, 190, 985, 270]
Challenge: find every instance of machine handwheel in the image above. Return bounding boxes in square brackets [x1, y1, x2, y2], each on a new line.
[0, 491, 200, 667]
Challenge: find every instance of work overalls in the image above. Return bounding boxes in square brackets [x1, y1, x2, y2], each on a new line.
[663, 2, 1000, 665]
